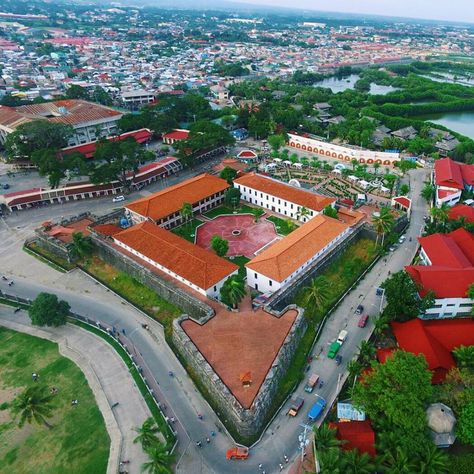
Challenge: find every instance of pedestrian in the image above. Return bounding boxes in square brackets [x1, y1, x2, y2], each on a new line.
[284, 454, 289, 463]
[122, 328, 126, 335]
[279, 463, 284, 471]
[258, 463, 263, 470]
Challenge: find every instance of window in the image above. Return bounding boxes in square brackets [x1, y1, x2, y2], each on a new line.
[214, 286, 217, 292]
[278, 199, 281, 205]
[254, 273, 258, 279]
[269, 280, 272, 287]
[291, 204, 294, 209]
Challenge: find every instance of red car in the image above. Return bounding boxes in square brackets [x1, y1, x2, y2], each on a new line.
[358, 314, 369, 328]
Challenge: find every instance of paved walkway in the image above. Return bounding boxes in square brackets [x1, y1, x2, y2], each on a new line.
[0, 308, 150, 474]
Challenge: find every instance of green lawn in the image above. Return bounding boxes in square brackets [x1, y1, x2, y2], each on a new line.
[226, 255, 250, 278]
[266, 215, 298, 235]
[81, 256, 180, 333]
[170, 218, 204, 243]
[203, 204, 256, 219]
[0, 327, 110, 474]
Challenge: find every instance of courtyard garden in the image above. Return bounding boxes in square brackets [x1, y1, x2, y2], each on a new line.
[266, 215, 298, 235]
[170, 218, 204, 242]
[0, 327, 110, 473]
[202, 203, 256, 219]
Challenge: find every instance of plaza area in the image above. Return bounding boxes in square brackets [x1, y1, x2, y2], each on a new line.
[195, 213, 279, 257]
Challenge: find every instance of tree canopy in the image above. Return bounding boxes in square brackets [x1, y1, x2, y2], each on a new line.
[210, 235, 229, 257]
[28, 292, 70, 327]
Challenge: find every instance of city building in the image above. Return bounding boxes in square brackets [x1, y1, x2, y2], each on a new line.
[234, 172, 335, 222]
[328, 421, 376, 456]
[113, 221, 238, 297]
[121, 89, 156, 108]
[125, 173, 229, 227]
[245, 214, 352, 293]
[0, 99, 123, 146]
[434, 157, 474, 207]
[287, 132, 400, 166]
[406, 228, 474, 317]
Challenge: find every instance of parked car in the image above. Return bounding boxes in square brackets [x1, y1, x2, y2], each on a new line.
[335, 355, 343, 366]
[356, 305, 364, 315]
[112, 195, 125, 203]
[308, 397, 326, 422]
[399, 235, 406, 244]
[2, 183, 10, 189]
[389, 246, 396, 252]
[358, 314, 369, 328]
[288, 396, 305, 416]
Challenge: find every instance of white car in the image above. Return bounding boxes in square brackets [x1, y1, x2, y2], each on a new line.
[112, 195, 125, 203]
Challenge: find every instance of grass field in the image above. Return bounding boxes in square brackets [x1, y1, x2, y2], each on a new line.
[226, 255, 250, 278]
[0, 327, 110, 474]
[266, 215, 297, 236]
[203, 204, 255, 219]
[170, 218, 204, 242]
[82, 257, 180, 331]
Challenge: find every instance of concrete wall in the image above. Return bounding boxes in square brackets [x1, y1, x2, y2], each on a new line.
[172, 305, 307, 439]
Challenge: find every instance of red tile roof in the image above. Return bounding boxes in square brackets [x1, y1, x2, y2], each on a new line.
[435, 158, 473, 190]
[114, 221, 238, 290]
[235, 172, 335, 212]
[448, 204, 474, 223]
[126, 173, 229, 221]
[393, 196, 411, 208]
[329, 421, 376, 457]
[162, 129, 189, 141]
[392, 319, 474, 382]
[237, 150, 258, 159]
[418, 231, 473, 268]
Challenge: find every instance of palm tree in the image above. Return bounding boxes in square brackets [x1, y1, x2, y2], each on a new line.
[70, 231, 93, 259]
[347, 360, 363, 382]
[319, 447, 344, 474]
[380, 446, 417, 474]
[343, 449, 376, 474]
[12, 385, 55, 428]
[430, 203, 449, 230]
[141, 443, 175, 474]
[314, 424, 344, 473]
[221, 275, 246, 309]
[303, 276, 331, 316]
[358, 340, 376, 366]
[418, 444, 448, 474]
[373, 314, 390, 339]
[296, 206, 311, 222]
[372, 207, 394, 246]
[180, 202, 193, 228]
[134, 417, 160, 449]
[453, 345, 474, 369]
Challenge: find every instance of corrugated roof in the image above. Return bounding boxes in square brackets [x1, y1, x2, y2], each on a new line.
[126, 173, 229, 221]
[114, 221, 238, 290]
[435, 158, 465, 190]
[235, 172, 335, 212]
[329, 421, 376, 457]
[246, 214, 349, 282]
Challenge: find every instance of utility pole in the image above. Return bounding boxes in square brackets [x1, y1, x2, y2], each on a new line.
[299, 423, 312, 465]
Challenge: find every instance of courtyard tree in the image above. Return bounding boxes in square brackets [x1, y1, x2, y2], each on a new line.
[323, 205, 338, 219]
[352, 350, 433, 435]
[220, 275, 246, 308]
[179, 202, 193, 227]
[210, 235, 229, 257]
[12, 385, 55, 429]
[252, 208, 265, 222]
[141, 443, 175, 474]
[70, 231, 94, 259]
[430, 203, 450, 231]
[5, 120, 73, 160]
[381, 270, 434, 322]
[225, 187, 241, 208]
[267, 133, 287, 152]
[134, 417, 161, 449]
[219, 166, 237, 184]
[28, 292, 70, 327]
[372, 207, 394, 246]
[296, 206, 311, 221]
[303, 275, 331, 316]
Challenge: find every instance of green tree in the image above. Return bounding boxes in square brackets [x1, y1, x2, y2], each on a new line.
[352, 350, 433, 434]
[225, 187, 241, 208]
[210, 235, 229, 257]
[220, 275, 246, 308]
[90, 138, 154, 190]
[431, 203, 450, 231]
[11, 385, 55, 429]
[458, 401, 474, 445]
[319, 447, 344, 473]
[28, 292, 70, 327]
[141, 443, 175, 474]
[453, 345, 474, 370]
[421, 183, 435, 202]
[179, 202, 193, 227]
[373, 314, 390, 339]
[380, 446, 418, 474]
[91, 86, 113, 106]
[5, 120, 73, 159]
[399, 183, 410, 196]
[418, 444, 449, 474]
[66, 84, 90, 100]
[342, 449, 376, 474]
[372, 207, 394, 246]
[303, 276, 331, 316]
[296, 206, 311, 222]
[358, 340, 376, 366]
[382, 270, 434, 322]
[252, 208, 265, 223]
[134, 417, 161, 449]
[267, 134, 287, 152]
[323, 205, 338, 219]
[70, 231, 93, 259]
[314, 423, 344, 472]
[219, 166, 237, 184]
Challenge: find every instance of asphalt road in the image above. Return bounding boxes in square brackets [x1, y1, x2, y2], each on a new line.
[0, 167, 428, 473]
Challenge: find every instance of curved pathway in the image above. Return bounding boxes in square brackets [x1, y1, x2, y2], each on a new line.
[0, 308, 150, 474]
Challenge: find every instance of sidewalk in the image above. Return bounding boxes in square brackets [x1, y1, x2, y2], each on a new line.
[0, 308, 150, 474]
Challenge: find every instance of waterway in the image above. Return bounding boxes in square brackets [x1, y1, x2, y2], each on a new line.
[415, 110, 474, 139]
[314, 74, 398, 95]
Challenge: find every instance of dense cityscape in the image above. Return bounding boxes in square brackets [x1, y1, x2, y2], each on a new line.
[0, 1, 474, 473]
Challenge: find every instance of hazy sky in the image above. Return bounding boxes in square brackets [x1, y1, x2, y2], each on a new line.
[234, 0, 474, 23]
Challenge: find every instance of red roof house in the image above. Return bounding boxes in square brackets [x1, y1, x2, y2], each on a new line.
[328, 421, 376, 456]
[435, 158, 464, 190]
[448, 204, 474, 223]
[162, 129, 189, 145]
[392, 319, 474, 383]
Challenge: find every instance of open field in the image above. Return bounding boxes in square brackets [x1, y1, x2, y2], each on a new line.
[0, 327, 110, 474]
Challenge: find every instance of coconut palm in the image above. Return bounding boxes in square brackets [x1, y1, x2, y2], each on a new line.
[303, 276, 331, 316]
[358, 340, 376, 366]
[12, 385, 55, 428]
[430, 203, 449, 230]
[70, 231, 93, 259]
[220, 275, 246, 309]
[347, 360, 363, 382]
[141, 443, 175, 474]
[418, 444, 448, 474]
[343, 449, 376, 474]
[380, 446, 417, 474]
[314, 423, 344, 451]
[296, 206, 311, 222]
[180, 202, 193, 228]
[372, 207, 394, 246]
[319, 447, 344, 473]
[373, 314, 390, 339]
[453, 345, 474, 370]
[134, 417, 160, 449]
